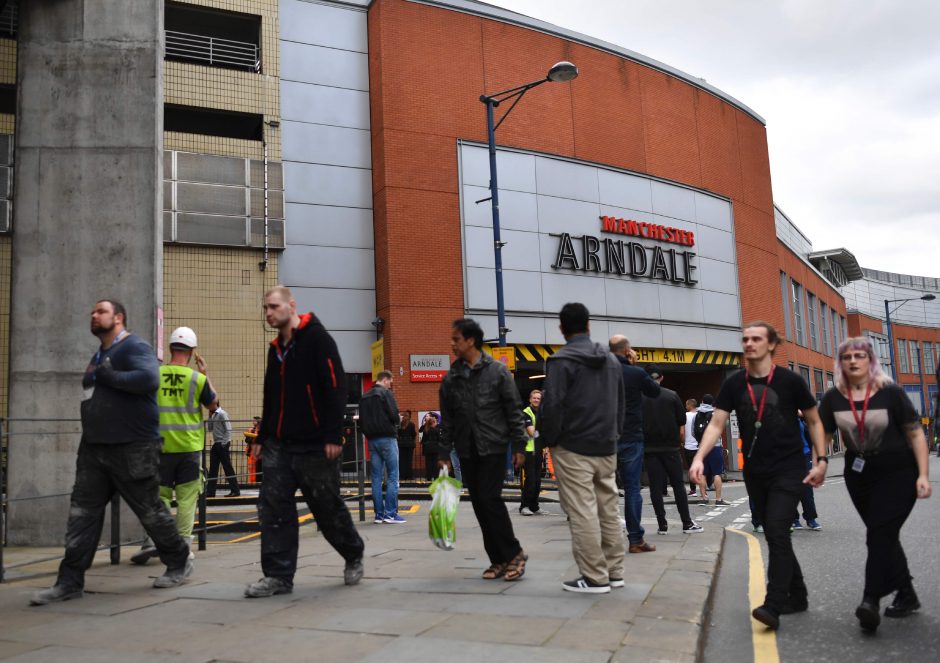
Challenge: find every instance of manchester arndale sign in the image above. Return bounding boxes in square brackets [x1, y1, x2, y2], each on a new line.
[551, 215, 699, 285]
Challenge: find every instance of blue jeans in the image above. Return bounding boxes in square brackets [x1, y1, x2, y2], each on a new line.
[449, 449, 462, 482]
[369, 437, 399, 519]
[617, 439, 645, 544]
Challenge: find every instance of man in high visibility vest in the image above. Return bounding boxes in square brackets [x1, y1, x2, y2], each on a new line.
[519, 389, 542, 516]
[132, 326, 216, 565]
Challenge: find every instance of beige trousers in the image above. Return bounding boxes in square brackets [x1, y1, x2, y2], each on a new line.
[552, 445, 625, 585]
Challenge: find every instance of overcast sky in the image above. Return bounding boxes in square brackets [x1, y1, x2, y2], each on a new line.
[486, 0, 939, 279]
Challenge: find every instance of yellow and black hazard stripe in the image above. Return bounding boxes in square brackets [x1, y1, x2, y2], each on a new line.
[486, 344, 740, 367]
[689, 350, 741, 366]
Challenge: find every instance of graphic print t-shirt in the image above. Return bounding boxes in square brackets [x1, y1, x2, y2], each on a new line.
[716, 367, 817, 474]
[818, 384, 919, 472]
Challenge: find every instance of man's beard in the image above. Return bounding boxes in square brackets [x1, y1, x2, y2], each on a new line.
[91, 321, 115, 336]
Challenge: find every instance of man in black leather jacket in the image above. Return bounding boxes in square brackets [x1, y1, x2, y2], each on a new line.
[438, 318, 529, 581]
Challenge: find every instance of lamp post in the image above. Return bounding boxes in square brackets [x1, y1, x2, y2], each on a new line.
[884, 293, 936, 381]
[480, 61, 579, 346]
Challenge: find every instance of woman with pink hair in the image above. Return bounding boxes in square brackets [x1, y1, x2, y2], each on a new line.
[818, 336, 932, 633]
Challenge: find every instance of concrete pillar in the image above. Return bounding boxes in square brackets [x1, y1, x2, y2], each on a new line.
[6, 2, 163, 544]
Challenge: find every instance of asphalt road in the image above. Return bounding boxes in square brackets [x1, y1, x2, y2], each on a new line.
[703, 454, 940, 663]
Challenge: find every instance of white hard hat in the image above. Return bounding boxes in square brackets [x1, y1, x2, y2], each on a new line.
[169, 326, 198, 349]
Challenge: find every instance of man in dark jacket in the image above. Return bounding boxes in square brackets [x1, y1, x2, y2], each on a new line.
[244, 286, 364, 598]
[438, 318, 529, 581]
[359, 371, 404, 523]
[540, 303, 625, 594]
[609, 335, 660, 553]
[642, 364, 702, 535]
[32, 300, 192, 605]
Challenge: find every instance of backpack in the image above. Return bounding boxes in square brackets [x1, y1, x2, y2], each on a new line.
[692, 410, 712, 442]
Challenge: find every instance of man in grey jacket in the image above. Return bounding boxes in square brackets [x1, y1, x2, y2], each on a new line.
[438, 318, 529, 581]
[359, 371, 404, 523]
[540, 303, 625, 594]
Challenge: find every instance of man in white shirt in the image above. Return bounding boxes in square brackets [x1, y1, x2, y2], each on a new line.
[683, 399, 707, 503]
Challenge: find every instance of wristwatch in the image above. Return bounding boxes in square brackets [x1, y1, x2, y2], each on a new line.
[816, 456, 829, 463]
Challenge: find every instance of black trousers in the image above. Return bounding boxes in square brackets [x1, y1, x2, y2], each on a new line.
[845, 462, 917, 599]
[745, 466, 806, 610]
[206, 443, 239, 496]
[423, 453, 438, 481]
[58, 440, 190, 589]
[259, 443, 364, 581]
[461, 446, 522, 565]
[520, 450, 542, 511]
[683, 448, 698, 492]
[399, 447, 414, 480]
[645, 451, 694, 529]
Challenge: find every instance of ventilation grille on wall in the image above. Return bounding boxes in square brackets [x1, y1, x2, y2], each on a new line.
[0, 133, 12, 234]
[163, 150, 284, 249]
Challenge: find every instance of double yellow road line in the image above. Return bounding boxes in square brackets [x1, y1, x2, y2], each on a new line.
[727, 528, 780, 663]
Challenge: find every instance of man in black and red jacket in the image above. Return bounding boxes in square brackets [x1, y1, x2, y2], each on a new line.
[244, 286, 364, 598]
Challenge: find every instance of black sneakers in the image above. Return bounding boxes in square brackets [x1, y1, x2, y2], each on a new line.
[344, 558, 364, 586]
[884, 586, 920, 618]
[562, 576, 610, 594]
[752, 604, 780, 630]
[855, 597, 881, 632]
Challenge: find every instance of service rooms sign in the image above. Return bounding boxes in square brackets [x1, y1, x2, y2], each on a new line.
[551, 216, 698, 285]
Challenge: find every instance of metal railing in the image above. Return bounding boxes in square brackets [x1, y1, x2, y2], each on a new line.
[165, 30, 261, 73]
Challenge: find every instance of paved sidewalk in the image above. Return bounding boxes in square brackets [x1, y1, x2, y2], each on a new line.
[1, 498, 722, 662]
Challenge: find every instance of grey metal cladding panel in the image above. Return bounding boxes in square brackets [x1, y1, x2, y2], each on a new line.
[331, 331, 375, 374]
[285, 203, 374, 249]
[465, 267, 496, 310]
[651, 181, 694, 222]
[462, 186, 539, 233]
[280, 0, 368, 53]
[471, 315, 547, 345]
[460, 145, 537, 192]
[280, 245, 375, 289]
[535, 156, 599, 203]
[607, 321, 664, 348]
[281, 41, 369, 91]
[697, 257, 738, 296]
[693, 225, 735, 263]
[661, 324, 710, 350]
[536, 195, 600, 235]
[466, 267, 543, 313]
[541, 271, 608, 316]
[604, 279, 663, 320]
[290, 286, 374, 331]
[597, 169, 653, 213]
[694, 192, 733, 232]
[281, 81, 371, 130]
[701, 291, 741, 327]
[283, 162, 372, 208]
[282, 121, 371, 169]
[658, 284, 705, 324]
[706, 327, 744, 352]
[464, 225, 540, 271]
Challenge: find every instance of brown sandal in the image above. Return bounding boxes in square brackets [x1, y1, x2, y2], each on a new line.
[503, 550, 528, 581]
[482, 562, 507, 580]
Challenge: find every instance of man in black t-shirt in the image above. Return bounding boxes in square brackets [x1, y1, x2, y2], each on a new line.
[691, 322, 828, 631]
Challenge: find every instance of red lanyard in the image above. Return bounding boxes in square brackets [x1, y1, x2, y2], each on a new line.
[847, 383, 873, 452]
[744, 364, 776, 431]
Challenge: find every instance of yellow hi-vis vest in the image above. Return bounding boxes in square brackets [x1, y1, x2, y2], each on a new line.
[523, 406, 537, 453]
[158, 364, 207, 453]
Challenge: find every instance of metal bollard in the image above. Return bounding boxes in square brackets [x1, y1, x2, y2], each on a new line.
[356, 420, 365, 522]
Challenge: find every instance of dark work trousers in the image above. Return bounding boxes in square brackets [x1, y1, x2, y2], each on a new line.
[520, 450, 542, 512]
[461, 445, 523, 565]
[683, 448, 698, 492]
[259, 443, 365, 582]
[645, 451, 694, 530]
[845, 462, 918, 599]
[58, 440, 190, 589]
[423, 454, 438, 481]
[399, 447, 414, 480]
[795, 456, 818, 521]
[206, 443, 239, 497]
[745, 466, 807, 610]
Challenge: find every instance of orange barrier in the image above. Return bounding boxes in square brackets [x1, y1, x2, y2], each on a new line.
[545, 449, 556, 479]
[737, 438, 744, 471]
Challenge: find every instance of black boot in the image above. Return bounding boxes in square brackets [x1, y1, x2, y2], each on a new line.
[884, 584, 920, 618]
[855, 596, 880, 632]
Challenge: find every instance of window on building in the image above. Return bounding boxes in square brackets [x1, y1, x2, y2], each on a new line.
[911, 341, 922, 374]
[820, 302, 831, 355]
[780, 272, 792, 339]
[841, 316, 847, 341]
[826, 371, 835, 390]
[898, 339, 910, 373]
[831, 309, 841, 351]
[799, 365, 812, 389]
[924, 342, 936, 375]
[813, 368, 825, 401]
[165, 1, 262, 73]
[791, 280, 805, 346]
[807, 292, 819, 351]
[903, 384, 924, 416]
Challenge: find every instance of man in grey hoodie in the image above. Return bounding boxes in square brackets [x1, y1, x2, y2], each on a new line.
[540, 303, 625, 594]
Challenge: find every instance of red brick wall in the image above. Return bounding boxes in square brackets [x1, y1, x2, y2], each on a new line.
[368, 0, 780, 411]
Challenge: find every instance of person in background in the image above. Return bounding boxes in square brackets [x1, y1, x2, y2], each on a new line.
[694, 395, 727, 506]
[792, 412, 821, 531]
[398, 410, 418, 481]
[819, 337, 931, 633]
[206, 399, 240, 498]
[420, 413, 442, 482]
[359, 371, 405, 524]
[519, 390, 543, 516]
[683, 398, 707, 502]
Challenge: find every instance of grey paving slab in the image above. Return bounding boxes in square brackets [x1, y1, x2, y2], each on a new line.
[359, 635, 611, 663]
[0, 645, 209, 663]
[378, 578, 511, 595]
[582, 596, 642, 623]
[443, 592, 593, 619]
[122, 596, 294, 626]
[25, 591, 173, 617]
[260, 605, 451, 636]
[419, 613, 566, 646]
[622, 615, 700, 654]
[175, 625, 393, 662]
[0, 641, 46, 661]
[544, 617, 632, 651]
[610, 643, 697, 663]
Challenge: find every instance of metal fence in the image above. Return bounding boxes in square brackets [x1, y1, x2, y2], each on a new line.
[165, 30, 260, 72]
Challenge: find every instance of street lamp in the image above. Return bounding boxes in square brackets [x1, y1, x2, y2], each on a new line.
[884, 293, 936, 380]
[480, 61, 579, 346]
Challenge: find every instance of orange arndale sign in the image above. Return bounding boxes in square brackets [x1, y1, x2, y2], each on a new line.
[600, 215, 696, 247]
